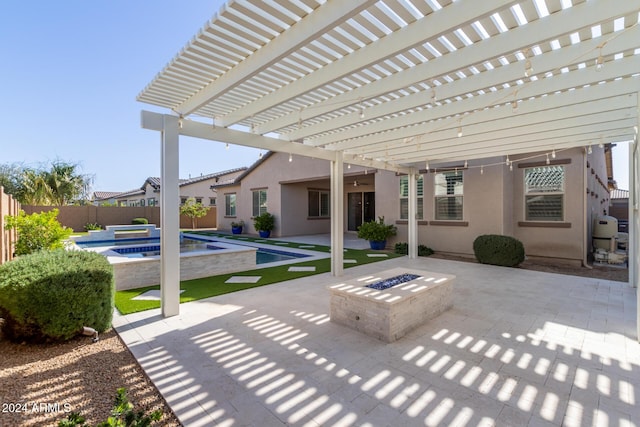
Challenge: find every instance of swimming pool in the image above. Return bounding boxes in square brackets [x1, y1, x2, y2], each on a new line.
[112, 243, 309, 264]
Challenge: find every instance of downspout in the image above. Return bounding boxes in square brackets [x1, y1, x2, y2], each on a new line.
[582, 149, 592, 269]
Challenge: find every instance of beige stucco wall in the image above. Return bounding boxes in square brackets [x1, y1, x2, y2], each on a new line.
[216, 149, 596, 263]
[510, 148, 588, 263]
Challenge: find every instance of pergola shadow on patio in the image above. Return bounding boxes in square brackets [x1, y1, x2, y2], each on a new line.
[114, 257, 639, 426]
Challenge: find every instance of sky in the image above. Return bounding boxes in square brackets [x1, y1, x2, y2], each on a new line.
[0, 0, 259, 193]
[0, 1, 631, 193]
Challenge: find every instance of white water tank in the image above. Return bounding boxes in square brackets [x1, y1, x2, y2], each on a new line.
[593, 215, 618, 250]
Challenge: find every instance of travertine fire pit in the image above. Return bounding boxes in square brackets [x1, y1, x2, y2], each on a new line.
[328, 267, 454, 342]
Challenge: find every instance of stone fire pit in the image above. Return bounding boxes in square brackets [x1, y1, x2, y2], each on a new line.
[328, 267, 454, 342]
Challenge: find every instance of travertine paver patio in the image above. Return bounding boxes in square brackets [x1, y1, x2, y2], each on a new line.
[113, 257, 639, 427]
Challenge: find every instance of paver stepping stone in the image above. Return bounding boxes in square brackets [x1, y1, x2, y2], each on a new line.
[274, 242, 289, 245]
[133, 289, 185, 301]
[367, 253, 389, 258]
[236, 237, 249, 240]
[288, 266, 316, 272]
[344, 259, 357, 264]
[255, 240, 267, 243]
[299, 245, 315, 249]
[225, 276, 262, 283]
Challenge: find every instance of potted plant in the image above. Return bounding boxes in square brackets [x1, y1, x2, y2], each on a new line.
[357, 216, 397, 250]
[253, 212, 275, 238]
[231, 220, 244, 235]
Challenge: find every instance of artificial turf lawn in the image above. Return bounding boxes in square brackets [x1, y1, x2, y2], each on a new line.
[114, 235, 402, 314]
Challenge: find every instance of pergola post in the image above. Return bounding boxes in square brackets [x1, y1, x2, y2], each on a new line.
[330, 152, 344, 276]
[408, 168, 418, 259]
[160, 115, 180, 317]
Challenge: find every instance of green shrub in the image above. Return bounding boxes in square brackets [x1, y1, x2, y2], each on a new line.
[357, 216, 397, 241]
[0, 250, 114, 342]
[253, 212, 275, 232]
[58, 387, 162, 427]
[394, 242, 434, 256]
[132, 217, 149, 225]
[473, 234, 525, 267]
[84, 222, 102, 231]
[4, 209, 72, 256]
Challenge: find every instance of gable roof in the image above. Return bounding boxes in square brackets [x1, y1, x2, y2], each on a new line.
[92, 191, 122, 201]
[143, 167, 248, 191]
[210, 153, 274, 189]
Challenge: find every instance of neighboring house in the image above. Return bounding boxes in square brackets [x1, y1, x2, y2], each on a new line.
[214, 146, 613, 265]
[101, 168, 246, 207]
[610, 189, 629, 233]
[92, 191, 122, 206]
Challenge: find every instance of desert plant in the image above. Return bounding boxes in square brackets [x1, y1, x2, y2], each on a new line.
[473, 234, 525, 267]
[84, 222, 102, 231]
[179, 197, 210, 229]
[0, 250, 114, 342]
[131, 217, 149, 225]
[357, 216, 397, 242]
[253, 212, 275, 232]
[4, 209, 72, 256]
[58, 387, 162, 427]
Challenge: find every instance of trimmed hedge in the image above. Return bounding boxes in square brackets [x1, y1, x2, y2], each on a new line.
[394, 242, 435, 257]
[0, 250, 114, 342]
[473, 234, 525, 267]
[132, 217, 149, 225]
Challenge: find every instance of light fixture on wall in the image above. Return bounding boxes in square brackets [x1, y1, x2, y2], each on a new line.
[289, 153, 293, 162]
[425, 161, 430, 172]
[480, 165, 484, 175]
[551, 149, 556, 159]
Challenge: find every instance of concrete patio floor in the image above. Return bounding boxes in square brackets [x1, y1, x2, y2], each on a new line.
[113, 257, 639, 427]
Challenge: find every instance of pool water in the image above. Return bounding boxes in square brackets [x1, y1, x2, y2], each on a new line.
[110, 241, 309, 264]
[76, 237, 162, 248]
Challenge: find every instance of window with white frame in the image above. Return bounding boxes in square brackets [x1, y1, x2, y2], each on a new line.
[434, 171, 463, 220]
[147, 198, 156, 206]
[209, 197, 216, 206]
[524, 166, 564, 221]
[225, 193, 236, 216]
[252, 189, 267, 217]
[308, 190, 330, 217]
[195, 197, 202, 204]
[399, 175, 423, 220]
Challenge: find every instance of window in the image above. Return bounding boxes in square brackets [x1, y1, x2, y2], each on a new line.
[524, 166, 564, 221]
[252, 189, 267, 217]
[195, 197, 202, 204]
[140, 199, 145, 207]
[308, 190, 330, 217]
[180, 197, 187, 205]
[147, 198, 156, 206]
[209, 197, 216, 206]
[434, 171, 463, 220]
[399, 175, 423, 219]
[225, 193, 236, 216]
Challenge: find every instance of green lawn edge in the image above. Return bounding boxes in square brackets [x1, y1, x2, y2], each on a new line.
[115, 234, 402, 315]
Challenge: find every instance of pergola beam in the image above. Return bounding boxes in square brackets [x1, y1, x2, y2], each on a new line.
[174, 0, 378, 117]
[315, 56, 640, 149]
[237, 0, 518, 130]
[258, 0, 639, 137]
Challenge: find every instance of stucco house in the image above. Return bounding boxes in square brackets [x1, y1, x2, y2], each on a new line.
[96, 168, 246, 207]
[214, 146, 613, 266]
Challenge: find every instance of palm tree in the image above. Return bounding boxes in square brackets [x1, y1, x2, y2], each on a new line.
[43, 161, 91, 205]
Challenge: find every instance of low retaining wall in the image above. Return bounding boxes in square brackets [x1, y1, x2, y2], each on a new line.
[328, 267, 454, 342]
[108, 247, 256, 290]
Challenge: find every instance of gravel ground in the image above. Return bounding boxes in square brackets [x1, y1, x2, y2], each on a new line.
[0, 257, 628, 427]
[0, 328, 181, 427]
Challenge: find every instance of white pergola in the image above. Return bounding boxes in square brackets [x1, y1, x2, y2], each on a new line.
[137, 0, 640, 337]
